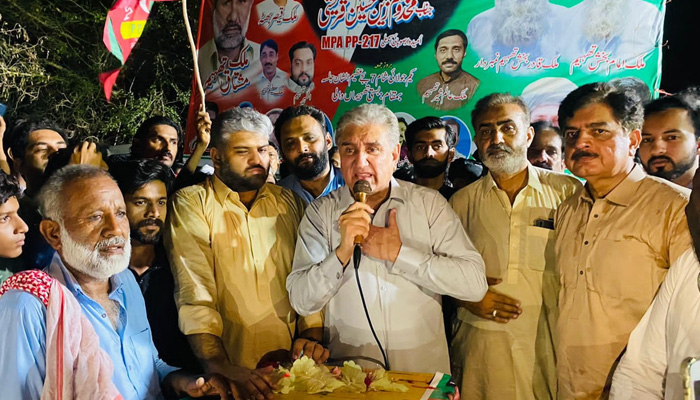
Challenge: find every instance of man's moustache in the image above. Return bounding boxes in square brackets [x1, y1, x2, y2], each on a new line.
[96, 236, 126, 250]
[571, 150, 598, 161]
[647, 155, 675, 167]
[442, 59, 457, 65]
[487, 144, 513, 154]
[137, 219, 164, 229]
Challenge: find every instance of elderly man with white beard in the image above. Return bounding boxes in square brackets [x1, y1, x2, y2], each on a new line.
[467, 0, 567, 70]
[449, 93, 581, 399]
[0, 165, 235, 400]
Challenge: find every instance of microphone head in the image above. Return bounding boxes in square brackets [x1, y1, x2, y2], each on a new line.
[353, 179, 372, 195]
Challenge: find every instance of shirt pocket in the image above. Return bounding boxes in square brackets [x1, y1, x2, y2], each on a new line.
[526, 226, 556, 273]
[128, 328, 159, 395]
[589, 239, 656, 303]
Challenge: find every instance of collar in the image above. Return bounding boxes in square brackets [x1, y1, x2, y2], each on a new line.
[47, 253, 124, 299]
[480, 164, 542, 198]
[211, 174, 271, 207]
[577, 163, 646, 207]
[287, 78, 315, 93]
[439, 69, 466, 84]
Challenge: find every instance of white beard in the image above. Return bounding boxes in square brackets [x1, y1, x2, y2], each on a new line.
[60, 226, 131, 281]
[492, 0, 548, 47]
[482, 145, 529, 176]
[583, 0, 625, 42]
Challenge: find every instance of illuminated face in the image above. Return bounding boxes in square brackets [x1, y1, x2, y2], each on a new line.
[475, 103, 532, 176]
[435, 35, 465, 76]
[528, 128, 564, 172]
[290, 48, 315, 87]
[640, 108, 699, 183]
[211, 130, 270, 192]
[213, 0, 253, 53]
[140, 124, 179, 167]
[0, 197, 28, 259]
[260, 45, 278, 81]
[23, 129, 67, 175]
[338, 123, 400, 204]
[280, 115, 331, 180]
[125, 180, 167, 245]
[267, 145, 280, 176]
[57, 176, 131, 280]
[409, 128, 455, 179]
[562, 102, 639, 183]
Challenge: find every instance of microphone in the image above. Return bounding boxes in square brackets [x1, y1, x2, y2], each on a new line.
[350, 179, 389, 370]
[353, 179, 372, 245]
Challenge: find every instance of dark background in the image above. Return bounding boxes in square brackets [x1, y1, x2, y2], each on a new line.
[660, 0, 698, 93]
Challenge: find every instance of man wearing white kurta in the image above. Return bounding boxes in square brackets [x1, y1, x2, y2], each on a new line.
[286, 104, 488, 373]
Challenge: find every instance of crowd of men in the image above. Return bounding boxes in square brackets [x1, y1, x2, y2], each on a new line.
[0, 80, 698, 400]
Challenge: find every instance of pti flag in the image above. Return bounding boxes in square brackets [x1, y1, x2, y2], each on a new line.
[100, 0, 173, 101]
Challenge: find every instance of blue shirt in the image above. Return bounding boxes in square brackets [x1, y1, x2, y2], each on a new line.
[278, 166, 345, 204]
[0, 254, 178, 400]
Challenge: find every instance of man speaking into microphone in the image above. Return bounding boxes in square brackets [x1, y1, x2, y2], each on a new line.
[286, 104, 487, 373]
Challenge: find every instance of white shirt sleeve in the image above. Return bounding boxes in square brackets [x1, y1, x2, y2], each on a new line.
[390, 192, 487, 302]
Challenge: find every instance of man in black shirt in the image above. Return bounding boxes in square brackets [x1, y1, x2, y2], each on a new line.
[405, 116, 459, 199]
[111, 159, 199, 370]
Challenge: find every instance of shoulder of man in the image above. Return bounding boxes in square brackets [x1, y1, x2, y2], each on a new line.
[0, 288, 47, 324]
[450, 175, 488, 207]
[639, 175, 691, 204]
[535, 168, 584, 194]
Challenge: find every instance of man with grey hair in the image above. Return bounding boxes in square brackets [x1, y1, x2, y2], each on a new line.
[449, 93, 580, 399]
[165, 107, 327, 400]
[0, 165, 234, 400]
[555, 82, 691, 399]
[287, 104, 488, 373]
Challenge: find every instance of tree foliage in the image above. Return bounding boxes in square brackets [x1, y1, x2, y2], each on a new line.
[0, 0, 198, 145]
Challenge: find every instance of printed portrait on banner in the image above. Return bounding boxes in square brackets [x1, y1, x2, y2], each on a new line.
[186, 0, 665, 158]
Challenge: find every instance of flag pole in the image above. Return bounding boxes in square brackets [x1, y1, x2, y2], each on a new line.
[182, 0, 206, 104]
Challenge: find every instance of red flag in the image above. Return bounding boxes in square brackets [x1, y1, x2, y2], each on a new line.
[100, 0, 174, 101]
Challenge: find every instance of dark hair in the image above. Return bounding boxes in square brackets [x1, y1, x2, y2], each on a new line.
[644, 88, 700, 139]
[42, 143, 110, 189]
[329, 145, 339, 159]
[268, 140, 279, 153]
[273, 105, 327, 149]
[9, 119, 68, 161]
[261, 39, 279, 55]
[531, 120, 563, 150]
[289, 41, 317, 62]
[397, 117, 407, 125]
[405, 116, 457, 150]
[471, 93, 531, 128]
[0, 170, 21, 206]
[434, 29, 467, 51]
[110, 159, 174, 196]
[131, 116, 185, 163]
[558, 82, 644, 133]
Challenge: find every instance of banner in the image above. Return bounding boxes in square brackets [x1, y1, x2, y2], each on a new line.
[186, 0, 665, 157]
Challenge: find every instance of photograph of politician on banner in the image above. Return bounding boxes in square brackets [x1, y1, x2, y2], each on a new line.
[185, 0, 665, 156]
